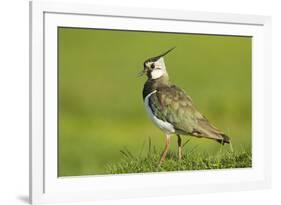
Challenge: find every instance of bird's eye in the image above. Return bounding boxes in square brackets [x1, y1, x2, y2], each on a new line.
[151, 63, 155, 69]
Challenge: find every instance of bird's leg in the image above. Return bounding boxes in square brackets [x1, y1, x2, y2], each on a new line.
[177, 135, 182, 160]
[159, 134, 171, 166]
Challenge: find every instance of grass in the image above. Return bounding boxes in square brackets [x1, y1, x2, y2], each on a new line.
[106, 139, 252, 174]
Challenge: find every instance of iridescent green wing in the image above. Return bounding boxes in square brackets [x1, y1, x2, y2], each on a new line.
[149, 85, 228, 142]
[149, 85, 198, 134]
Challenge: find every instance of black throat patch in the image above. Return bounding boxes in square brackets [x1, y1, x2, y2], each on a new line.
[142, 77, 170, 100]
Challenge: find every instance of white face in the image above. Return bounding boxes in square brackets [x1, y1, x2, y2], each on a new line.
[151, 69, 164, 79]
[147, 57, 167, 79]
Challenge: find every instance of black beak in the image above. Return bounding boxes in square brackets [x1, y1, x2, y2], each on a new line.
[137, 70, 145, 77]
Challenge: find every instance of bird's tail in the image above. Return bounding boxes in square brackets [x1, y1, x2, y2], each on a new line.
[195, 117, 231, 145]
[216, 133, 230, 145]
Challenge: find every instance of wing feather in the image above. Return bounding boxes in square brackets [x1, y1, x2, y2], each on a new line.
[149, 85, 230, 143]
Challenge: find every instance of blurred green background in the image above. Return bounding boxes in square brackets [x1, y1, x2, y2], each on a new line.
[58, 27, 252, 176]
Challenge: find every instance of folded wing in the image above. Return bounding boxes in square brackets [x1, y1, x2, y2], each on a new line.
[149, 85, 230, 144]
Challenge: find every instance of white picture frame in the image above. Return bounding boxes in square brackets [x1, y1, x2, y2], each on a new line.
[29, 1, 272, 204]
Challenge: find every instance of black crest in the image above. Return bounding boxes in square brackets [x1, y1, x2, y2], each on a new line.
[144, 47, 176, 65]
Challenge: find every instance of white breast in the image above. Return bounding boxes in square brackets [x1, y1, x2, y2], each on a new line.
[144, 90, 175, 134]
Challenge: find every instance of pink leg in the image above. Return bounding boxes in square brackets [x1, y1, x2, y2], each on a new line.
[159, 134, 171, 166]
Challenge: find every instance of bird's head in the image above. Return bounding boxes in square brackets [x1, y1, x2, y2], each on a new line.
[139, 47, 175, 80]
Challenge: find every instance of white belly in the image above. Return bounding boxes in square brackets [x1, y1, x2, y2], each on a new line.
[144, 90, 175, 134]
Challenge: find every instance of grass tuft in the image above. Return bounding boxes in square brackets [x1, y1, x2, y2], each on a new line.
[106, 142, 251, 174]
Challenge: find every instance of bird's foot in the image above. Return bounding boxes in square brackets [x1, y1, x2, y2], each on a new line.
[158, 158, 165, 167]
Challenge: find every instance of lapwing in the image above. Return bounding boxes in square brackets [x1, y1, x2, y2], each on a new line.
[139, 48, 230, 166]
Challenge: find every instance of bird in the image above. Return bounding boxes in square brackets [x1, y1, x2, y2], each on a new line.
[139, 47, 230, 166]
